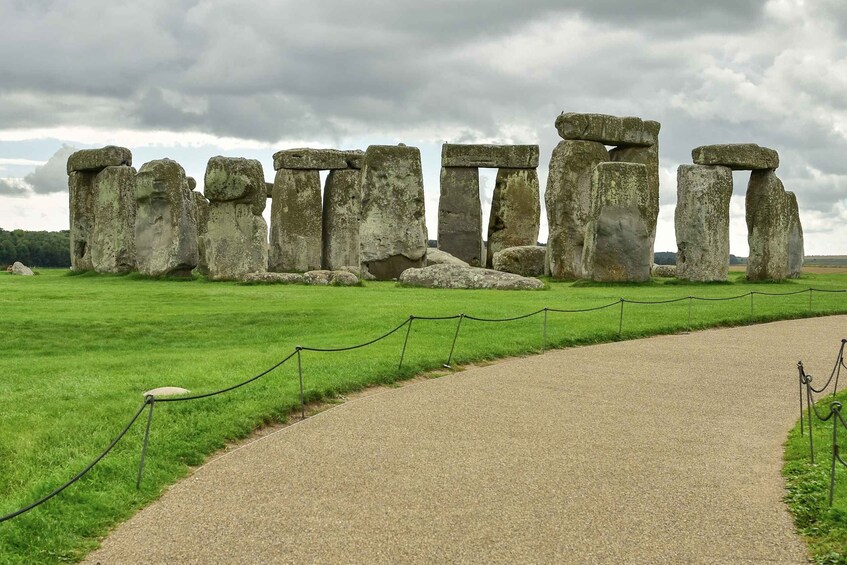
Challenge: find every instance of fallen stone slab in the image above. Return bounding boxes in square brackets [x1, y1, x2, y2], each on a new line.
[240, 272, 305, 284]
[492, 245, 545, 277]
[441, 144, 539, 168]
[692, 144, 779, 170]
[67, 145, 132, 174]
[10, 261, 33, 275]
[304, 270, 359, 286]
[399, 263, 543, 290]
[143, 387, 190, 398]
[651, 264, 677, 278]
[555, 113, 659, 147]
[273, 149, 364, 171]
[425, 248, 469, 267]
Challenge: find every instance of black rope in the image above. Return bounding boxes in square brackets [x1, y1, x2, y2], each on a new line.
[691, 292, 752, 302]
[547, 300, 622, 313]
[412, 314, 463, 321]
[464, 309, 546, 323]
[155, 350, 298, 403]
[300, 318, 411, 352]
[621, 296, 690, 305]
[752, 289, 811, 297]
[0, 399, 152, 523]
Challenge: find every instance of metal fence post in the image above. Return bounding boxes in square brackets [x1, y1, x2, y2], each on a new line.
[687, 297, 692, 333]
[809, 288, 813, 313]
[543, 308, 548, 350]
[136, 396, 155, 490]
[398, 316, 414, 370]
[296, 347, 305, 420]
[830, 402, 841, 506]
[444, 314, 464, 368]
[749, 292, 754, 322]
[618, 299, 624, 338]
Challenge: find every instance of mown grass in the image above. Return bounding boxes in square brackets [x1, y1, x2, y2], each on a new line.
[1, 269, 847, 563]
[784, 384, 847, 564]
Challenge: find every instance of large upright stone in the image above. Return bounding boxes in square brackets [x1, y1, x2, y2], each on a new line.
[68, 171, 96, 271]
[91, 166, 137, 273]
[610, 134, 659, 255]
[202, 157, 268, 280]
[192, 191, 210, 276]
[273, 149, 364, 171]
[674, 165, 733, 282]
[270, 169, 322, 272]
[692, 144, 779, 170]
[438, 167, 483, 267]
[359, 145, 427, 279]
[67, 145, 132, 174]
[555, 113, 658, 147]
[582, 162, 652, 282]
[134, 159, 198, 278]
[322, 168, 362, 270]
[746, 170, 790, 281]
[441, 144, 539, 168]
[545, 140, 609, 279]
[786, 191, 804, 279]
[486, 168, 540, 267]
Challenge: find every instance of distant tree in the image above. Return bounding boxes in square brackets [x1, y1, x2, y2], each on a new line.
[653, 251, 677, 265]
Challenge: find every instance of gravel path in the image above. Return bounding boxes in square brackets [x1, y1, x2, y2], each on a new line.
[87, 316, 846, 564]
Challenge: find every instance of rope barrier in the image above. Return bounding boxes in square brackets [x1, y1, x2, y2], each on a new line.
[4, 285, 846, 522]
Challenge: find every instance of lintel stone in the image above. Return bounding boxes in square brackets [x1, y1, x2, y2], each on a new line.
[555, 113, 659, 147]
[692, 144, 779, 170]
[273, 148, 364, 171]
[67, 146, 132, 174]
[441, 144, 539, 168]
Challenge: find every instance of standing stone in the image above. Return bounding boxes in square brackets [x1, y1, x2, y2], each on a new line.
[786, 191, 804, 279]
[674, 165, 733, 282]
[582, 162, 652, 282]
[486, 168, 540, 267]
[610, 132, 659, 257]
[746, 170, 790, 281]
[322, 168, 362, 270]
[359, 145, 427, 279]
[438, 167, 483, 267]
[203, 157, 268, 280]
[91, 166, 137, 273]
[68, 171, 96, 271]
[545, 140, 609, 279]
[270, 169, 322, 272]
[192, 191, 210, 276]
[134, 159, 198, 277]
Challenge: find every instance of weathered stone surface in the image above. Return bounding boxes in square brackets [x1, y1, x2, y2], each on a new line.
[322, 169, 361, 270]
[545, 141, 609, 279]
[486, 168, 540, 267]
[187, 177, 197, 191]
[674, 165, 733, 282]
[425, 248, 469, 267]
[134, 159, 198, 277]
[273, 148, 364, 171]
[399, 263, 543, 290]
[651, 264, 677, 278]
[610, 140, 659, 256]
[266, 182, 273, 198]
[438, 167, 483, 266]
[304, 270, 359, 286]
[692, 144, 779, 170]
[68, 171, 96, 271]
[441, 144, 539, 168]
[192, 191, 210, 276]
[204, 156, 266, 214]
[786, 191, 804, 279]
[270, 169, 322, 272]
[203, 157, 268, 280]
[492, 246, 545, 277]
[582, 162, 653, 282]
[746, 170, 790, 281]
[359, 145, 428, 280]
[10, 261, 33, 275]
[67, 145, 132, 174]
[555, 113, 659, 147]
[240, 272, 304, 284]
[91, 166, 137, 274]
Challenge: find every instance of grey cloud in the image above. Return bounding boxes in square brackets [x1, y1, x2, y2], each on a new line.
[0, 178, 31, 197]
[24, 145, 76, 194]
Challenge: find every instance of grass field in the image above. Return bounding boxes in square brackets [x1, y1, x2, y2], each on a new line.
[2, 269, 847, 563]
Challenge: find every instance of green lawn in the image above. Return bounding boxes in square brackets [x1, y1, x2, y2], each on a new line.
[1, 269, 847, 563]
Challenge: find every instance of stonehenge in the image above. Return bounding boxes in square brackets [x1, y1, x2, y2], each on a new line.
[438, 144, 539, 267]
[359, 145, 428, 280]
[65, 114, 805, 287]
[545, 113, 659, 281]
[204, 157, 269, 280]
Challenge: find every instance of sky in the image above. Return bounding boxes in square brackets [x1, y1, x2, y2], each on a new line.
[0, 0, 845, 255]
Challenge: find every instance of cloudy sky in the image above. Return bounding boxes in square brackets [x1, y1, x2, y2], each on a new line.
[1, 0, 845, 255]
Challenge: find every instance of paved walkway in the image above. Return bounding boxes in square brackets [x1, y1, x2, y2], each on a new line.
[88, 317, 846, 564]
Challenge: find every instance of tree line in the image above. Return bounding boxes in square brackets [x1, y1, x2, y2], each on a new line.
[0, 228, 70, 268]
